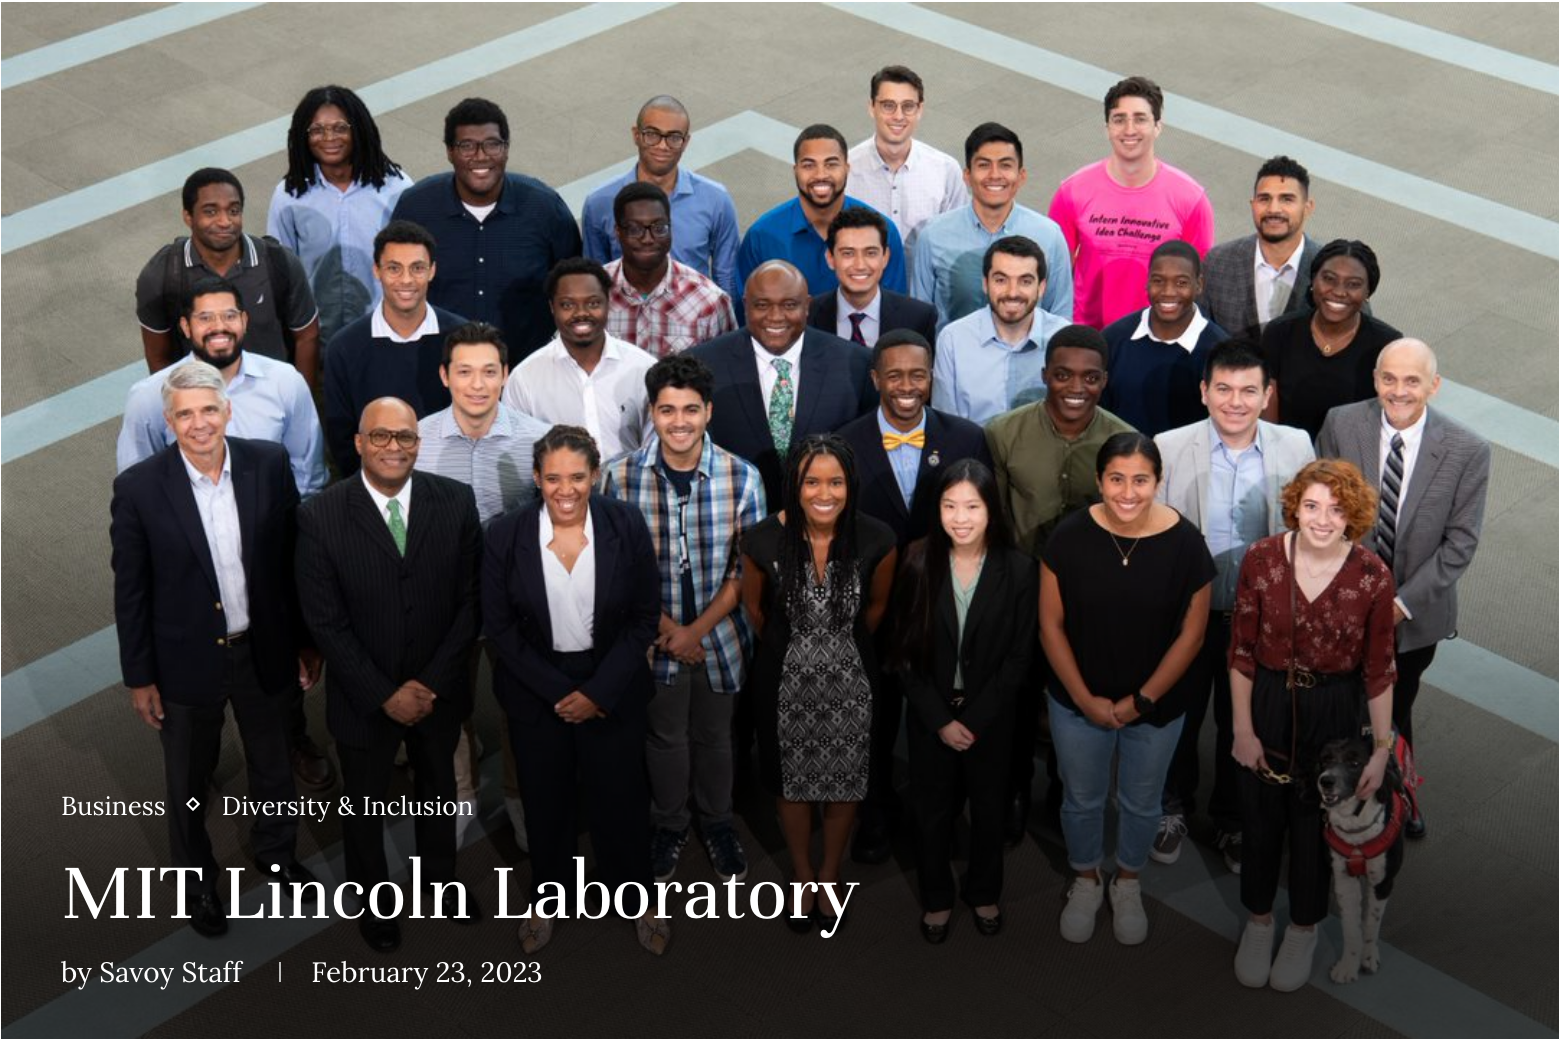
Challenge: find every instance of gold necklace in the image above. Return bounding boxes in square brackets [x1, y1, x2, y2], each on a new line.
[1311, 315, 1358, 356]
[1107, 531, 1141, 567]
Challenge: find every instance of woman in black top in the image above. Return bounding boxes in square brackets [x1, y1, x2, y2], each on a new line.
[1261, 239, 1402, 440]
[891, 460, 1036, 943]
[1041, 433, 1215, 947]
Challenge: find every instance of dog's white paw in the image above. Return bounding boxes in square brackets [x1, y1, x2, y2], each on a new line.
[1330, 957, 1361, 984]
[1362, 945, 1381, 974]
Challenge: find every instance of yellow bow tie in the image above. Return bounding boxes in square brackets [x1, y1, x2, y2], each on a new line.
[882, 430, 926, 451]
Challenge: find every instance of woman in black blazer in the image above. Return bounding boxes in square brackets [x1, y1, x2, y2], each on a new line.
[481, 426, 666, 956]
[891, 459, 1037, 943]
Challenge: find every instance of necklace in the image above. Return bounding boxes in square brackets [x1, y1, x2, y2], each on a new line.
[1311, 315, 1359, 356]
[1107, 531, 1141, 567]
[1297, 541, 1349, 580]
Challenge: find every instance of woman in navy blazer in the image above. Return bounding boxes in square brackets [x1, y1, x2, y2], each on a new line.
[482, 425, 666, 955]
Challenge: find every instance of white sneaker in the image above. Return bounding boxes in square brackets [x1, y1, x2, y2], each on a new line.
[454, 797, 479, 844]
[1108, 877, 1149, 945]
[505, 796, 530, 853]
[1269, 926, 1319, 992]
[1059, 876, 1105, 943]
[1150, 813, 1187, 864]
[1235, 919, 1275, 987]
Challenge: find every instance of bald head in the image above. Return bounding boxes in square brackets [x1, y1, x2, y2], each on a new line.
[1374, 338, 1441, 431]
[359, 397, 418, 432]
[744, 261, 810, 355]
[637, 95, 688, 125]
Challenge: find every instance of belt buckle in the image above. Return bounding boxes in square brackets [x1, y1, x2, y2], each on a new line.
[1291, 666, 1316, 689]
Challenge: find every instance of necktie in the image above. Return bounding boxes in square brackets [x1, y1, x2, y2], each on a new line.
[882, 429, 926, 451]
[768, 358, 794, 458]
[848, 312, 868, 347]
[1376, 433, 1403, 567]
[386, 499, 407, 556]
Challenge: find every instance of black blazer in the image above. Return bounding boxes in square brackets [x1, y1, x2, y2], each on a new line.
[690, 328, 877, 509]
[295, 471, 481, 748]
[899, 543, 1037, 738]
[481, 494, 660, 724]
[808, 289, 938, 347]
[836, 407, 993, 550]
[112, 438, 303, 705]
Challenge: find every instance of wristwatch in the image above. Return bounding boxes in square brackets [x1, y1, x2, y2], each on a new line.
[1132, 691, 1156, 717]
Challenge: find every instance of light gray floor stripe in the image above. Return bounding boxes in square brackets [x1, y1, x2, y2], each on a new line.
[0, 109, 800, 465]
[5, 759, 505, 1039]
[0, 3, 263, 90]
[1, 625, 123, 738]
[827, 2, 1559, 264]
[1428, 638, 1559, 744]
[1262, 2, 1559, 98]
[1433, 381, 1559, 472]
[0, 2, 675, 255]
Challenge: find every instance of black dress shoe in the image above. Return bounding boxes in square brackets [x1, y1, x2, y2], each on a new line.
[189, 893, 228, 938]
[440, 886, 482, 924]
[265, 861, 320, 902]
[1405, 807, 1427, 840]
[359, 917, 402, 953]
[785, 910, 815, 935]
[920, 917, 950, 944]
[818, 907, 847, 932]
[1004, 792, 1031, 846]
[851, 819, 892, 865]
[973, 910, 1003, 937]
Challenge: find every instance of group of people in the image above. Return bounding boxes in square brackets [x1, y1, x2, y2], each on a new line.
[112, 65, 1492, 988]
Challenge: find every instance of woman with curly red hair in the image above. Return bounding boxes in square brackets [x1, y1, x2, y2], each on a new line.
[1229, 458, 1397, 991]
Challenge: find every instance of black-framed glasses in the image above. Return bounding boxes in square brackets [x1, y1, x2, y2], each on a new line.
[307, 122, 351, 140]
[618, 221, 671, 242]
[452, 138, 509, 158]
[636, 128, 688, 148]
[365, 429, 420, 449]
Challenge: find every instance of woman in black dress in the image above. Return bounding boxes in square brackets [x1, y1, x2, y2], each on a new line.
[891, 460, 1036, 943]
[741, 435, 896, 933]
[1261, 239, 1402, 440]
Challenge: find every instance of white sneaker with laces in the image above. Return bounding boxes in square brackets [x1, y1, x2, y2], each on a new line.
[1269, 926, 1319, 992]
[1108, 877, 1149, 945]
[1059, 876, 1105, 943]
[1235, 919, 1275, 987]
[1150, 813, 1188, 864]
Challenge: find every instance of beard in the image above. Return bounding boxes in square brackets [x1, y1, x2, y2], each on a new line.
[190, 333, 241, 370]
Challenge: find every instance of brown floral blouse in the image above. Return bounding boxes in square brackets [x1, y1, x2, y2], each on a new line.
[1230, 534, 1398, 699]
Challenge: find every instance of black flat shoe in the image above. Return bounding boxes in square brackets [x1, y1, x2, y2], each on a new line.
[785, 909, 815, 934]
[920, 917, 950, 944]
[973, 910, 1003, 937]
[189, 893, 227, 938]
[818, 906, 847, 932]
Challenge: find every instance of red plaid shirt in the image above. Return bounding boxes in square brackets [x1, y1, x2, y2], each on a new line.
[605, 258, 736, 357]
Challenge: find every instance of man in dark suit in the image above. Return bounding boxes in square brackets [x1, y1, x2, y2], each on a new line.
[690, 260, 877, 508]
[296, 397, 483, 952]
[112, 360, 320, 939]
[810, 207, 937, 349]
[837, 328, 991, 862]
[1199, 156, 1320, 341]
[1317, 339, 1490, 839]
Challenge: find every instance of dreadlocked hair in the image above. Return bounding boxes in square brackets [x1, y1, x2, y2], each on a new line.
[283, 85, 402, 196]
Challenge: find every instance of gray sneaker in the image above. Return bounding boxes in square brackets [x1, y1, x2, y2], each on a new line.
[702, 823, 748, 882]
[651, 827, 689, 883]
[1150, 813, 1187, 864]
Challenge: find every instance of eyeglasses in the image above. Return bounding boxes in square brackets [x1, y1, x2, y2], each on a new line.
[618, 221, 671, 242]
[379, 261, 432, 279]
[452, 138, 509, 158]
[748, 299, 805, 315]
[874, 100, 921, 117]
[307, 122, 352, 140]
[190, 309, 243, 325]
[636, 128, 688, 148]
[365, 429, 420, 449]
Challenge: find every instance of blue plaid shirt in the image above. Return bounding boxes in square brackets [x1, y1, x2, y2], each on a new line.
[601, 434, 766, 693]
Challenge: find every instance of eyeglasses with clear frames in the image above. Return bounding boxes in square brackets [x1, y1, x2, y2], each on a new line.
[874, 100, 921, 116]
[379, 262, 432, 279]
[307, 122, 352, 140]
[191, 310, 243, 325]
[452, 138, 509, 158]
[365, 429, 420, 449]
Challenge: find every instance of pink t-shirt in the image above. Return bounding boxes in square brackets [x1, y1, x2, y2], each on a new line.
[1047, 159, 1214, 329]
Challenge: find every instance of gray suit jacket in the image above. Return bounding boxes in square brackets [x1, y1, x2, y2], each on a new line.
[1316, 401, 1491, 652]
[1199, 233, 1318, 341]
[1156, 418, 1315, 537]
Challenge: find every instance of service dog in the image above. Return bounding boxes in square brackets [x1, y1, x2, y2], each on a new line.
[1316, 737, 1406, 984]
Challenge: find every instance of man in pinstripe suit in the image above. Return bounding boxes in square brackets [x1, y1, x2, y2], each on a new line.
[1317, 339, 1491, 839]
[296, 397, 483, 951]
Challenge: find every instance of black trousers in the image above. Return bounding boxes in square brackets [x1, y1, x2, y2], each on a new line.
[1392, 643, 1438, 748]
[161, 638, 297, 890]
[1163, 612, 1238, 830]
[509, 651, 652, 904]
[1007, 644, 1057, 801]
[336, 706, 461, 902]
[908, 707, 1013, 912]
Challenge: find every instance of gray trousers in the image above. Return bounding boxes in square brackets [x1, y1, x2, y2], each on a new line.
[647, 663, 736, 833]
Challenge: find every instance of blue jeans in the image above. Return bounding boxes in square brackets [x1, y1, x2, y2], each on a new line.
[1049, 699, 1184, 873]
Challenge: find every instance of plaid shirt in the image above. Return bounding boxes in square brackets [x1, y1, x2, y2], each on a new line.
[605, 258, 736, 358]
[601, 433, 766, 692]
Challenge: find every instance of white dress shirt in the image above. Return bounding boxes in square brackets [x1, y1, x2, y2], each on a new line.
[1379, 406, 1429, 504]
[360, 469, 412, 528]
[1253, 239, 1304, 327]
[182, 442, 249, 634]
[370, 301, 441, 344]
[1128, 304, 1211, 352]
[539, 505, 596, 652]
[846, 136, 970, 247]
[753, 335, 805, 415]
[834, 289, 881, 346]
[502, 333, 656, 458]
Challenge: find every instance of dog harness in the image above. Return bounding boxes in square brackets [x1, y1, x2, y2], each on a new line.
[1325, 789, 1406, 877]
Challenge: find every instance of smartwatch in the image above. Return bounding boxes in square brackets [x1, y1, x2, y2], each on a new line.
[1132, 691, 1156, 717]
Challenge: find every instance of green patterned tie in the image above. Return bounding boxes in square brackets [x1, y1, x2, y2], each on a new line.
[386, 499, 407, 556]
[768, 357, 794, 458]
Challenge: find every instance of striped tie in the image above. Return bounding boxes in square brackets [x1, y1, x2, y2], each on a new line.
[1376, 433, 1404, 567]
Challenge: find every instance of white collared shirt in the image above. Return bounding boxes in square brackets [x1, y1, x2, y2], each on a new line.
[370, 302, 441, 345]
[360, 469, 412, 528]
[846, 136, 970, 246]
[753, 335, 805, 415]
[502, 334, 656, 458]
[1379, 406, 1429, 506]
[1253, 240, 1304, 326]
[1129, 304, 1211, 353]
[182, 440, 249, 634]
[538, 505, 595, 652]
[834, 290, 882, 346]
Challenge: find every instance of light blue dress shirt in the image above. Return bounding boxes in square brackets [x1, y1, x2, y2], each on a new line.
[876, 407, 926, 508]
[910, 203, 1074, 331]
[117, 353, 327, 498]
[931, 306, 1071, 426]
[1205, 424, 1268, 610]
[414, 404, 549, 526]
[581, 167, 742, 301]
